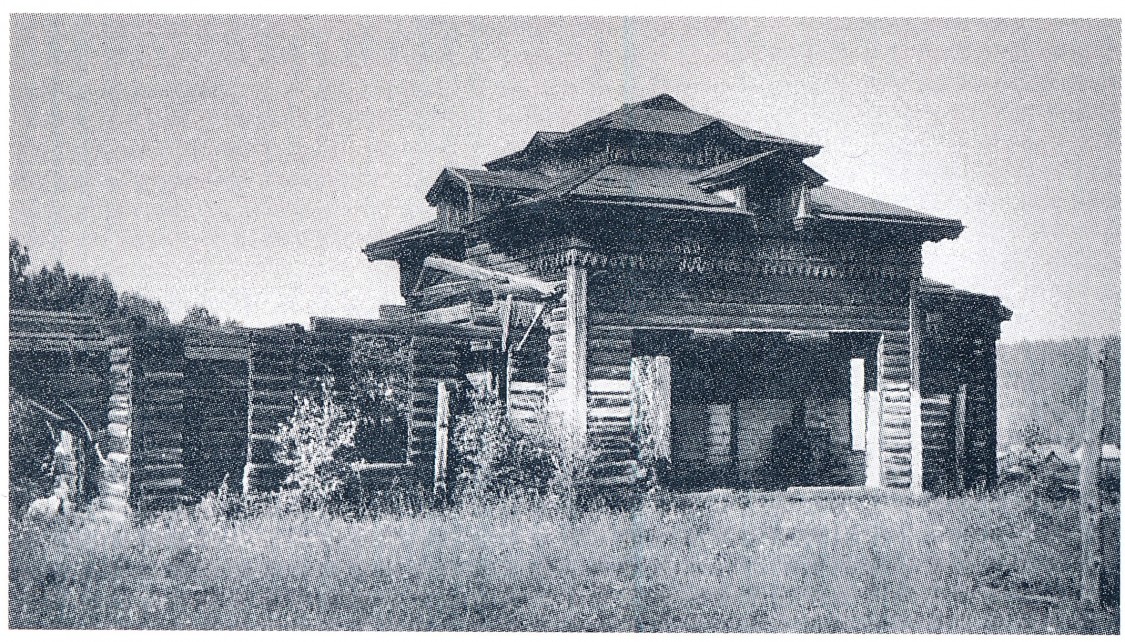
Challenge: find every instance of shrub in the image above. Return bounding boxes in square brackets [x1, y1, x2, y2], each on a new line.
[275, 377, 358, 511]
[347, 335, 411, 463]
[9, 390, 55, 519]
[451, 388, 555, 502]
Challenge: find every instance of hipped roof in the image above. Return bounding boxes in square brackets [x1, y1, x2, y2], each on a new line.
[485, 94, 819, 170]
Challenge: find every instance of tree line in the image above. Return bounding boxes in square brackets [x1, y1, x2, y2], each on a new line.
[9, 238, 239, 329]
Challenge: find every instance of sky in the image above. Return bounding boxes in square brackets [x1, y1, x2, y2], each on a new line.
[8, 16, 1120, 342]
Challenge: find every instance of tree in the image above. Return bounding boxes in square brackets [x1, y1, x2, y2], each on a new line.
[119, 291, 170, 328]
[10, 238, 31, 305]
[182, 304, 222, 328]
[10, 237, 171, 327]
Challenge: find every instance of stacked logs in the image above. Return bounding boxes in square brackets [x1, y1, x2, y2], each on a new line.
[921, 393, 954, 494]
[964, 339, 999, 489]
[132, 328, 187, 512]
[586, 327, 639, 488]
[508, 324, 549, 430]
[878, 331, 913, 489]
[183, 328, 251, 499]
[243, 328, 299, 495]
[91, 335, 133, 521]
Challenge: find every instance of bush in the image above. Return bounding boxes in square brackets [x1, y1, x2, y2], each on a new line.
[347, 335, 411, 463]
[275, 377, 359, 511]
[451, 388, 556, 502]
[9, 390, 55, 519]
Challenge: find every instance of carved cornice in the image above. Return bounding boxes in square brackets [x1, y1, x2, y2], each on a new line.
[536, 247, 919, 281]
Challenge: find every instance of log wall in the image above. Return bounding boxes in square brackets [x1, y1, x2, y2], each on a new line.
[92, 334, 133, 521]
[131, 327, 187, 511]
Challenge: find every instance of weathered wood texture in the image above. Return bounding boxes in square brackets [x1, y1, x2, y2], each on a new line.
[434, 381, 451, 503]
[409, 335, 463, 491]
[132, 328, 187, 512]
[182, 328, 250, 499]
[878, 331, 912, 489]
[631, 355, 671, 485]
[90, 334, 133, 521]
[1080, 338, 1109, 609]
[243, 328, 299, 495]
[920, 393, 954, 494]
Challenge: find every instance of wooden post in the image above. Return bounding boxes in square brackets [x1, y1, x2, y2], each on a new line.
[565, 264, 589, 442]
[908, 281, 924, 496]
[434, 381, 451, 506]
[865, 390, 881, 487]
[1080, 337, 1109, 609]
[954, 383, 967, 493]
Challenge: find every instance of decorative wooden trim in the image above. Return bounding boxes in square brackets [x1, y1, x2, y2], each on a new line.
[534, 247, 918, 281]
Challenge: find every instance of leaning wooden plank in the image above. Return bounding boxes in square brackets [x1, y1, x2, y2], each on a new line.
[423, 255, 561, 297]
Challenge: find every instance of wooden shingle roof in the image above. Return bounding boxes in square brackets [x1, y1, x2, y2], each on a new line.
[485, 93, 819, 171]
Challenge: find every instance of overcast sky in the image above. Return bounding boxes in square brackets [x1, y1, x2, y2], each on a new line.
[9, 16, 1120, 341]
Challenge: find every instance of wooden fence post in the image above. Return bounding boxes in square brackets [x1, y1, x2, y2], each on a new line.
[434, 381, 451, 505]
[1080, 337, 1109, 609]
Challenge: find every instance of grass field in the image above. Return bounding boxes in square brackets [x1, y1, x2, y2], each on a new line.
[8, 488, 1120, 632]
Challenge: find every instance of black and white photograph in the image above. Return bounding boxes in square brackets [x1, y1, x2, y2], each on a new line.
[6, 12, 1122, 633]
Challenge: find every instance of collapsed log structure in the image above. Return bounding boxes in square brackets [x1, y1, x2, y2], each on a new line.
[10, 309, 486, 514]
[365, 94, 1011, 495]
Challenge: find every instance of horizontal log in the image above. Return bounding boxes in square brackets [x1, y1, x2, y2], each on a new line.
[143, 372, 185, 387]
[414, 302, 473, 325]
[592, 307, 909, 332]
[590, 365, 630, 380]
[185, 429, 247, 450]
[139, 448, 183, 464]
[185, 345, 250, 361]
[311, 316, 501, 340]
[9, 337, 109, 353]
[250, 390, 293, 405]
[590, 460, 638, 479]
[244, 463, 290, 492]
[589, 405, 631, 420]
[412, 364, 462, 379]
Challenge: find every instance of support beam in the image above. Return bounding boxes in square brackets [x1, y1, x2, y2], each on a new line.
[909, 280, 923, 496]
[954, 383, 967, 493]
[434, 381, 451, 506]
[1080, 337, 1109, 609]
[565, 265, 589, 442]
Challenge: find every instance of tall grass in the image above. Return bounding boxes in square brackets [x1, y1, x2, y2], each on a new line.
[8, 489, 1119, 632]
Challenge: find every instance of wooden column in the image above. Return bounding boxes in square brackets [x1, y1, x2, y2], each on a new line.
[408, 335, 461, 491]
[632, 355, 672, 487]
[953, 383, 968, 493]
[909, 281, 924, 495]
[565, 264, 589, 440]
[864, 389, 881, 487]
[1080, 337, 1109, 609]
[433, 381, 451, 505]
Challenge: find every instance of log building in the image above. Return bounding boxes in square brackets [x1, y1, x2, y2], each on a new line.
[365, 94, 1011, 495]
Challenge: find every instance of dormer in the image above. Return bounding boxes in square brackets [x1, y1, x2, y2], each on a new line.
[425, 167, 552, 230]
[691, 150, 827, 232]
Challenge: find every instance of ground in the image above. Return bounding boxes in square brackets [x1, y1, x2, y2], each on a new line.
[8, 488, 1120, 632]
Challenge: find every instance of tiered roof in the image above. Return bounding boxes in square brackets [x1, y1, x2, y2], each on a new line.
[366, 94, 964, 260]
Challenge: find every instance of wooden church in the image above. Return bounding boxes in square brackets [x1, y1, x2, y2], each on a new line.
[365, 94, 1010, 495]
